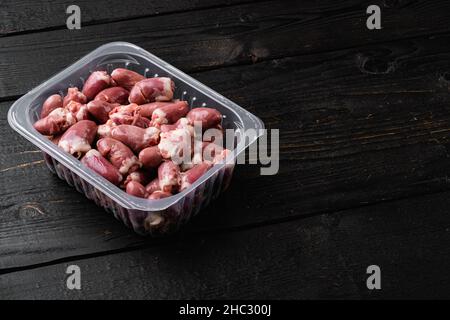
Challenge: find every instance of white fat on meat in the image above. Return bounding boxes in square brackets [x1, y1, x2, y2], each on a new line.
[119, 155, 140, 174]
[59, 136, 91, 155]
[158, 128, 192, 163]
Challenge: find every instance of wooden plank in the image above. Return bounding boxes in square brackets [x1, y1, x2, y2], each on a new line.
[3, 32, 450, 269]
[0, 0, 256, 35]
[2, 190, 450, 299]
[1, 0, 450, 98]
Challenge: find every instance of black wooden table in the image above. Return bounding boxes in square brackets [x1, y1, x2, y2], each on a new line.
[1, 0, 450, 299]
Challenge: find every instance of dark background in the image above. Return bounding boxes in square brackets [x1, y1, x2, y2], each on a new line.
[1, 0, 450, 299]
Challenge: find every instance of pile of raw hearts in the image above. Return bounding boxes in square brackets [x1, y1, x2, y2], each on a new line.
[33, 68, 229, 200]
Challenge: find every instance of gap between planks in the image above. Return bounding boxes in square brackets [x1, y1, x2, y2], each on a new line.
[1, 187, 448, 276]
[0, 0, 267, 39]
[1, 28, 450, 103]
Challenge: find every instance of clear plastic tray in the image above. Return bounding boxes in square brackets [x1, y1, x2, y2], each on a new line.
[8, 42, 264, 235]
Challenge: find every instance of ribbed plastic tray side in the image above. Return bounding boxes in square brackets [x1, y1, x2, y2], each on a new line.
[43, 152, 234, 235]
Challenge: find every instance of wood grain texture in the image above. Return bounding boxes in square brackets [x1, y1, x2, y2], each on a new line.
[1, 0, 450, 98]
[3, 32, 450, 270]
[0, 0, 256, 35]
[2, 1, 450, 299]
[2, 190, 450, 299]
